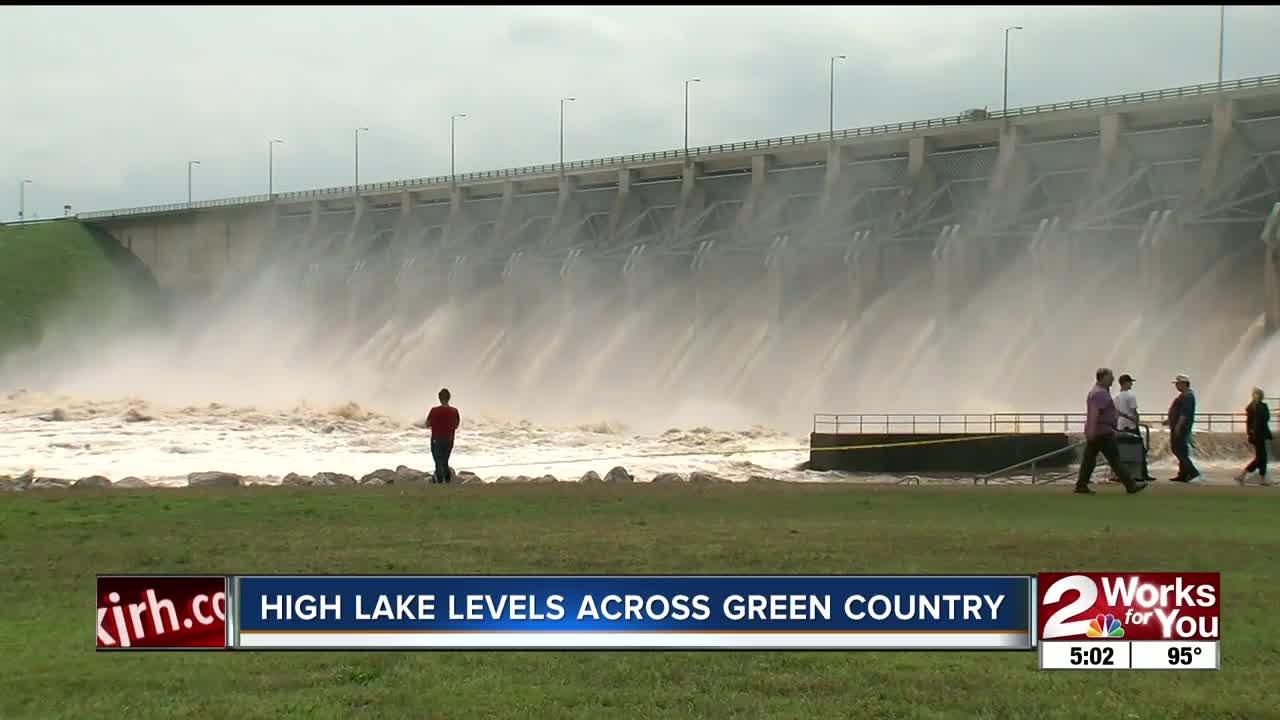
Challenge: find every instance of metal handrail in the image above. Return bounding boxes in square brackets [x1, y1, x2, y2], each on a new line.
[973, 439, 1088, 484]
[0, 217, 72, 228]
[76, 73, 1280, 221]
[813, 410, 1271, 434]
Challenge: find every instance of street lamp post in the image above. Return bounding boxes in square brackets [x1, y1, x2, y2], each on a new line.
[187, 161, 200, 204]
[1217, 5, 1225, 86]
[450, 113, 467, 184]
[354, 127, 368, 191]
[829, 55, 846, 137]
[269, 139, 283, 195]
[559, 97, 576, 174]
[1003, 26, 1024, 115]
[18, 179, 31, 222]
[684, 78, 701, 159]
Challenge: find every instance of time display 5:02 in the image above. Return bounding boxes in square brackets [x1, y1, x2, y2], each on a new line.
[1069, 646, 1116, 666]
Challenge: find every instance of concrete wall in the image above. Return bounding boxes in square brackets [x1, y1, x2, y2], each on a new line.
[96, 205, 275, 294]
[809, 432, 1073, 474]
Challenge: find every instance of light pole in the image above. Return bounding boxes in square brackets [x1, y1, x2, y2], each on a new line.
[1002, 26, 1023, 115]
[18, 179, 31, 222]
[829, 55, 846, 137]
[1217, 5, 1225, 86]
[268, 139, 283, 195]
[354, 127, 368, 191]
[559, 97, 576, 174]
[450, 113, 467, 184]
[187, 161, 200, 204]
[684, 78, 701, 159]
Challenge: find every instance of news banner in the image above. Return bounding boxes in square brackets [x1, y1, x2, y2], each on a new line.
[95, 573, 1220, 669]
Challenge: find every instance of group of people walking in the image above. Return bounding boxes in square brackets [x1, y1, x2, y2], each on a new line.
[1078, 368, 1273, 494]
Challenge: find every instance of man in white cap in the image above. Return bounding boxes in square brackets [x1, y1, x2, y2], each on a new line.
[1113, 373, 1149, 481]
[1166, 373, 1201, 483]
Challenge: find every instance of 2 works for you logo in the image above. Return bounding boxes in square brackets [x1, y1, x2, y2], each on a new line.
[1037, 573, 1219, 642]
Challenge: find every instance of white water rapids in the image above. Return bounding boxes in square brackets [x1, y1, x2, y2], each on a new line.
[0, 391, 819, 485]
[0, 391, 1253, 486]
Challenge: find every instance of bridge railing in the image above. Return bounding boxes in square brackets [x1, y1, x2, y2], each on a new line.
[78, 194, 274, 220]
[0, 217, 73, 228]
[813, 411, 1269, 435]
[78, 73, 1280, 221]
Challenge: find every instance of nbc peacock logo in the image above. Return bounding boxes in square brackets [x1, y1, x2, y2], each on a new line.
[1086, 613, 1124, 638]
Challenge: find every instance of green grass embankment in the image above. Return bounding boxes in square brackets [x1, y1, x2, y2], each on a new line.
[2, 483, 1277, 719]
[0, 220, 159, 352]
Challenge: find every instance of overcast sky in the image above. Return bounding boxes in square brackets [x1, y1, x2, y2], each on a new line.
[3, 5, 1278, 220]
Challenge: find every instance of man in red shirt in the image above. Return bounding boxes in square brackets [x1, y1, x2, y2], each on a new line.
[426, 388, 460, 484]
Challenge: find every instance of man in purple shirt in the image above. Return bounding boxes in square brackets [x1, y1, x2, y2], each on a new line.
[1077, 367, 1148, 495]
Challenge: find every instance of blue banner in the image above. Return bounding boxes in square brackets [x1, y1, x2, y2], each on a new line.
[236, 575, 1030, 634]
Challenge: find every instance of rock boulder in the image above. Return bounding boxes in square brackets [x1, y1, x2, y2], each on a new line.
[394, 465, 430, 483]
[361, 468, 399, 485]
[579, 470, 603, 484]
[282, 472, 314, 487]
[651, 472, 686, 484]
[689, 471, 731, 485]
[603, 466, 634, 484]
[74, 475, 113, 489]
[114, 476, 150, 488]
[188, 471, 244, 488]
[313, 472, 356, 486]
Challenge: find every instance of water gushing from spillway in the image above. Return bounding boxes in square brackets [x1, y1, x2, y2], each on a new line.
[0, 184, 1274, 441]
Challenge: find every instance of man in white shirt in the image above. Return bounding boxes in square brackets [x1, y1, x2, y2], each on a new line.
[1116, 374, 1139, 432]
[1113, 374, 1148, 481]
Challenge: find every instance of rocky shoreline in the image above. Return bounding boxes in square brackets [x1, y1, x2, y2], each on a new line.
[0, 465, 754, 491]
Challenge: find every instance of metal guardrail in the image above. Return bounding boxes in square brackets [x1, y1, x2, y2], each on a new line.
[76, 73, 1280, 221]
[77, 194, 275, 220]
[0, 217, 72, 228]
[813, 411, 1272, 435]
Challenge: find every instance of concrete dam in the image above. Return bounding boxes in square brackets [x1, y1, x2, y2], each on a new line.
[74, 75, 1280, 429]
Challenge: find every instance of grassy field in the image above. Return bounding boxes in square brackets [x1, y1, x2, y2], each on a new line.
[0, 220, 157, 351]
[2, 483, 1277, 719]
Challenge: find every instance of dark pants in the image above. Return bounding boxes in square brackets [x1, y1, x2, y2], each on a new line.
[1077, 434, 1137, 491]
[1245, 438, 1268, 478]
[431, 438, 453, 484]
[1170, 433, 1200, 482]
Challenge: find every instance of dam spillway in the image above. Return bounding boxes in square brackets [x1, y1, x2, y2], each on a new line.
[65, 75, 1280, 430]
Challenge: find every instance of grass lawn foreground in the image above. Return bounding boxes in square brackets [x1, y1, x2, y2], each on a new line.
[2, 483, 1277, 719]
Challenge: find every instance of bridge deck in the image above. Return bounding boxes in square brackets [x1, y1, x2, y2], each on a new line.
[76, 74, 1280, 221]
